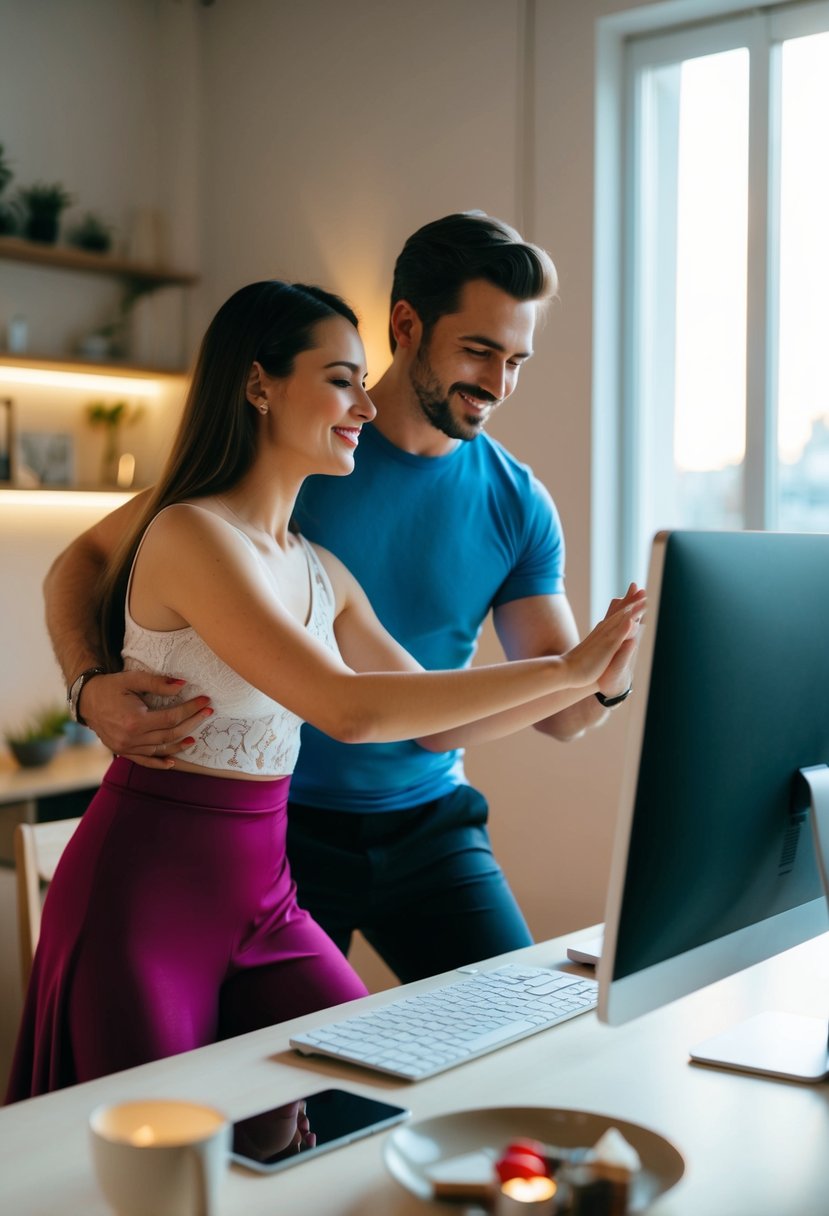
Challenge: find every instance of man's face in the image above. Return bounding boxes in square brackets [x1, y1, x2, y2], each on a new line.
[409, 278, 536, 441]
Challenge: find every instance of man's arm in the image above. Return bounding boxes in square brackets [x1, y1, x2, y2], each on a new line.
[45, 493, 144, 685]
[44, 491, 212, 768]
[493, 590, 641, 741]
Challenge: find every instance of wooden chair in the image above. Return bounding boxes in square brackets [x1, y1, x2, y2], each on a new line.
[14, 817, 81, 992]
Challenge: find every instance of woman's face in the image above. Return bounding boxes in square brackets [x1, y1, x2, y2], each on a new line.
[259, 315, 375, 476]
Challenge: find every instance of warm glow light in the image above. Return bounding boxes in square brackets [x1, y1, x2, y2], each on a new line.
[0, 489, 135, 508]
[130, 1125, 156, 1147]
[117, 453, 136, 488]
[0, 364, 166, 397]
[501, 1176, 557, 1202]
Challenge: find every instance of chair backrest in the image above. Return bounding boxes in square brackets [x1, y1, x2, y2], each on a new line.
[14, 817, 81, 992]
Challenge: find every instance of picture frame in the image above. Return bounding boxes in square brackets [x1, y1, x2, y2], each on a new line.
[16, 430, 74, 487]
[0, 397, 13, 485]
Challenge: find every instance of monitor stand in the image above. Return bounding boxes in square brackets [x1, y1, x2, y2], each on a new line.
[689, 765, 829, 1083]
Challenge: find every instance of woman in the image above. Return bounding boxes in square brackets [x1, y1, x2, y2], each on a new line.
[6, 281, 644, 1101]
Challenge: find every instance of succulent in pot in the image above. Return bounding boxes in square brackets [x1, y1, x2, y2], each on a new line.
[67, 212, 114, 254]
[4, 705, 68, 768]
[0, 144, 22, 235]
[19, 181, 73, 244]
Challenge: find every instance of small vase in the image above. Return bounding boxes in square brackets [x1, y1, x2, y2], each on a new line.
[100, 425, 120, 486]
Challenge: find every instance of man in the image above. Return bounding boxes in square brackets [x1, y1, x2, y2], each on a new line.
[46, 212, 638, 983]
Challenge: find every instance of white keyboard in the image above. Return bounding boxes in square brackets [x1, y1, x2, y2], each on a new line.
[290, 964, 597, 1081]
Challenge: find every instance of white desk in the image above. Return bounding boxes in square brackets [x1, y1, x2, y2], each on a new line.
[1, 931, 827, 1215]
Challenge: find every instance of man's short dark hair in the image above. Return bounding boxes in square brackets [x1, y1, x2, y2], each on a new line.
[389, 211, 558, 351]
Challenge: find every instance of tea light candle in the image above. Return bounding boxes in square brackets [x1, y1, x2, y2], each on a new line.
[117, 453, 136, 489]
[495, 1173, 558, 1215]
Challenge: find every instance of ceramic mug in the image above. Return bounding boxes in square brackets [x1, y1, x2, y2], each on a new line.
[89, 1098, 230, 1216]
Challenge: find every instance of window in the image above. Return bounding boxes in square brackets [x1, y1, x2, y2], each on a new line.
[619, 2, 829, 582]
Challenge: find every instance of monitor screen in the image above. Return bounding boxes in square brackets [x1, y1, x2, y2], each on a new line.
[597, 531, 829, 1075]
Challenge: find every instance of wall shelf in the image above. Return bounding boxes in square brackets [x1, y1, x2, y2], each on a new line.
[0, 489, 138, 504]
[0, 352, 188, 382]
[0, 235, 198, 288]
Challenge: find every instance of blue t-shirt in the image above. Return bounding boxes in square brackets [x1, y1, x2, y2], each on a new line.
[291, 423, 565, 811]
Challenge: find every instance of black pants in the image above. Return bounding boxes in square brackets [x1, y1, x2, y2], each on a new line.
[286, 785, 533, 984]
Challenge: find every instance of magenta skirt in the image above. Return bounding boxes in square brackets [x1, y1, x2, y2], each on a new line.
[6, 758, 367, 1103]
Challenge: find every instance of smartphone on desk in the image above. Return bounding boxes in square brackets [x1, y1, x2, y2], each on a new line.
[231, 1087, 410, 1174]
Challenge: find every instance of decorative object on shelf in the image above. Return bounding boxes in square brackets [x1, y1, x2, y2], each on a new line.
[77, 322, 123, 361]
[6, 313, 28, 353]
[62, 719, 98, 747]
[67, 211, 114, 254]
[117, 452, 136, 489]
[18, 181, 73, 244]
[127, 206, 169, 265]
[16, 431, 74, 487]
[0, 143, 22, 235]
[0, 143, 12, 195]
[0, 397, 13, 484]
[4, 704, 68, 768]
[86, 399, 143, 486]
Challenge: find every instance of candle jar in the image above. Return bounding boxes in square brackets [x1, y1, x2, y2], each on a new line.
[495, 1174, 559, 1215]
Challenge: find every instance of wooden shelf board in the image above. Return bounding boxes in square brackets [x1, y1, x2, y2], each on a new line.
[0, 235, 198, 287]
[0, 351, 188, 379]
[0, 484, 146, 495]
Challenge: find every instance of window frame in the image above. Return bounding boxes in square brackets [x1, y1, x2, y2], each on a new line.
[593, 0, 829, 607]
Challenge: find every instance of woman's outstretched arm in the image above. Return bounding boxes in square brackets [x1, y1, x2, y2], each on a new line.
[135, 506, 644, 746]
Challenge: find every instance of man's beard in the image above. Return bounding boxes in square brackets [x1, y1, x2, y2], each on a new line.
[410, 348, 496, 442]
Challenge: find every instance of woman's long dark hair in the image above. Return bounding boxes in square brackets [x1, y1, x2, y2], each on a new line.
[98, 280, 359, 670]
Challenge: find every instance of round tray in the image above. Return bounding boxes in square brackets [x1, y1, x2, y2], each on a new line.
[384, 1105, 685, 1209]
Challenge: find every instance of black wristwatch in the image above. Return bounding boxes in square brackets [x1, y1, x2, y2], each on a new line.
[595, 686, 632, 708]
[67, 666, 107, 725]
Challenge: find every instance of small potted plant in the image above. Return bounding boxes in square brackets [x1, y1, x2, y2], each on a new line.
[87, 399, 143, 485]
[0, 143, 22, 236]
[67, 212, 114, 254]
[19, 181, 73, 244]
[4, 705, 68, 768]
[0, 144, 11, 196]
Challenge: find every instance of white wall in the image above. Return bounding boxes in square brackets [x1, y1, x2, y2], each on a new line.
[0, 0, 197, 733]
[0, 0, 676, 1001]
[197, 0, 527, 376]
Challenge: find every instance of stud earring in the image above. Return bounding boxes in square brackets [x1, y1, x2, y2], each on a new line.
[259, 402, 268, 415]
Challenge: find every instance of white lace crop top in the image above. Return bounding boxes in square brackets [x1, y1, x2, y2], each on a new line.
[121, 508, 339, 776]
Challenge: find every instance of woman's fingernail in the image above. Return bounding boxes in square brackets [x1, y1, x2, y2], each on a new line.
[166, 678, 187, 685]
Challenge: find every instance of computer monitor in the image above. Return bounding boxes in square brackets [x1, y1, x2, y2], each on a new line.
[597, 530, 829, 1081]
